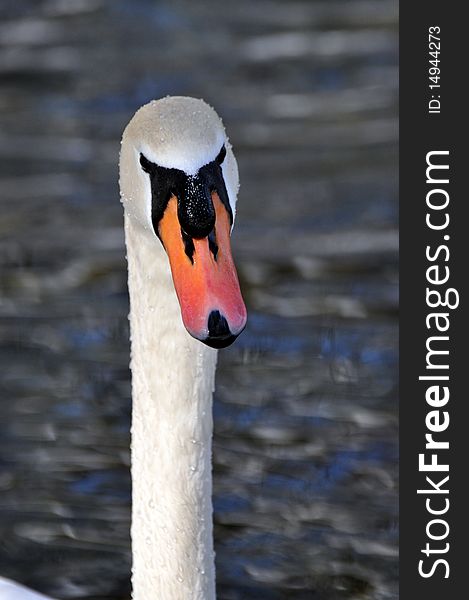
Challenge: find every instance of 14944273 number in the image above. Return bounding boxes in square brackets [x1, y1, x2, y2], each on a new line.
[428, 26, 440, 89]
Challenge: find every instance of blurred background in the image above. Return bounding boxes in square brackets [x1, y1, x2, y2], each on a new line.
[0, 1, 398, 599]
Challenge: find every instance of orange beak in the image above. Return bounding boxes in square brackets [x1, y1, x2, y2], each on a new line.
[158, 192, 247, 348]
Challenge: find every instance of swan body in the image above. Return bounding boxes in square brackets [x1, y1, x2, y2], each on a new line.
[0, 97, 246, 600]
[0, 577, 55, 600]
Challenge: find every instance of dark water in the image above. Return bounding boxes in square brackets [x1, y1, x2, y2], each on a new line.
[0, 1, 398, 598]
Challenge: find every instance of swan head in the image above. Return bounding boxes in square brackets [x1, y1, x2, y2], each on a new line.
[120, 96, 247, 348]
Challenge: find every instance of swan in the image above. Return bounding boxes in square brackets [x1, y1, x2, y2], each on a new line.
[1, 97, 247, 600]
[0, 578, 55, 600]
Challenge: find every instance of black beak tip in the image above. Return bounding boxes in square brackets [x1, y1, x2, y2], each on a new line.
[201, 310, 241, 349]
[202, 333, 239, 349]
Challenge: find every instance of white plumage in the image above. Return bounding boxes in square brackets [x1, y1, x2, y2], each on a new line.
[0, 578, 55, 600]
[122, 97, 240, 600]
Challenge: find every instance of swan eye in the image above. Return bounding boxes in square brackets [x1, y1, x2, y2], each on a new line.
[140, 153, 154, 174]
[215, 145, 226, 165]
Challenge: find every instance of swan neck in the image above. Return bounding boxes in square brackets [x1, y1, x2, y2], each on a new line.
[125, 214, 217, 600]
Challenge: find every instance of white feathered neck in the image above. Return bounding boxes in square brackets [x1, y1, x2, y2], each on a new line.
[120, 97, 240, 600]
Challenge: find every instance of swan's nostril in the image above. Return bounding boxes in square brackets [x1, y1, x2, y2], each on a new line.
[203, 311, 237, 349]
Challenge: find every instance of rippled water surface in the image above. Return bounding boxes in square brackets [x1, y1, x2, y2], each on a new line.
[0, 1, 398, 598]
